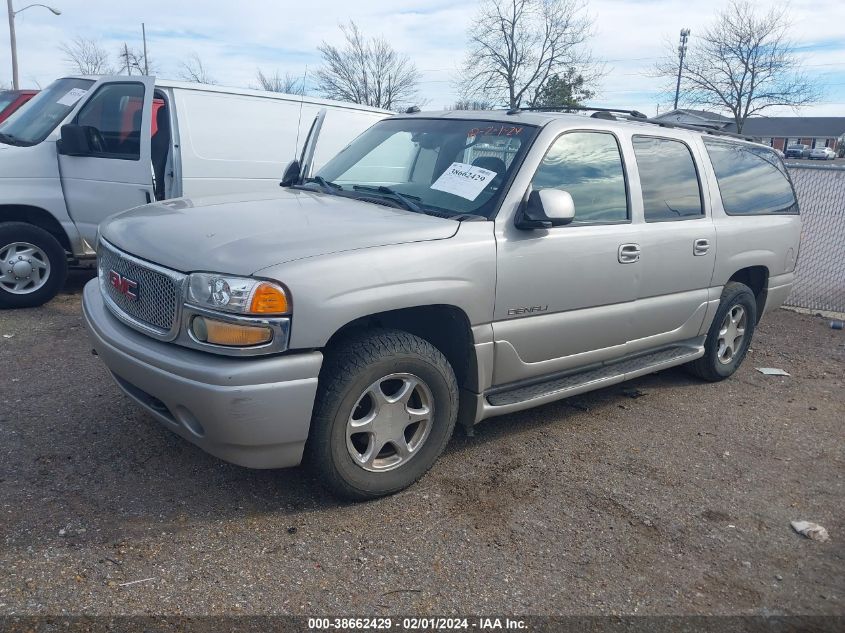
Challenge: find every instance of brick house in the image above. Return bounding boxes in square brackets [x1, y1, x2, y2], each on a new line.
[723, 117, 845, 153]
[652, 110, 845, 153]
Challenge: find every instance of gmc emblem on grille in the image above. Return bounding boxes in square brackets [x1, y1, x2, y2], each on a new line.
[109, 270, 139, 301]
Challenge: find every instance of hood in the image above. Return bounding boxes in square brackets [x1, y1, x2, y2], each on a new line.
[100, 189, 460, 275]
[0, 139, 60, 179]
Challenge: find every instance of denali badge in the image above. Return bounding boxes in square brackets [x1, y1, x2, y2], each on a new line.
[109, 270, 139, 301]
[508, 305, 548, 316]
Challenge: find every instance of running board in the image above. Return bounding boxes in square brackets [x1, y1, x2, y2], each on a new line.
[482, 344, 704, 414]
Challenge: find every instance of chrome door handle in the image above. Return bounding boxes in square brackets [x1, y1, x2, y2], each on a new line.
[693, 238, 710, 256]
[618, 243, 641, 264]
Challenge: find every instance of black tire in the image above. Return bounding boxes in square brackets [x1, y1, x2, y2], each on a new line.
[687, 281, 757, 382]
[307, 328, 459, 500]
[0, 222, 68, 309]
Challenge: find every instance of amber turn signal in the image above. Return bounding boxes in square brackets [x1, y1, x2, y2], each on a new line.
[249, 282, 289, 314]
[191, 316, 273, 347]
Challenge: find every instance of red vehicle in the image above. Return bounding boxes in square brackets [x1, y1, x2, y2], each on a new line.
[0, 89, 38, 124]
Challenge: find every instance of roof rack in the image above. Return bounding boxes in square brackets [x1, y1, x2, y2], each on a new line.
[503, 103, 761, 143]
[639, 118, 760, 143]
[506, 104, 648, 119]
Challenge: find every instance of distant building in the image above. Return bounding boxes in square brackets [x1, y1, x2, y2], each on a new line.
[652, 108, 733, 129]
[723, 117, 845, 153]
[652, 109, 845, 153]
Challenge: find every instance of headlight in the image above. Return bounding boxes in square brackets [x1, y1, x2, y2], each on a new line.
[187, 273, 289, 315]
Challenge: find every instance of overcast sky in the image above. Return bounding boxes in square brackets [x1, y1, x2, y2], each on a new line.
[2, 0, 843, 117]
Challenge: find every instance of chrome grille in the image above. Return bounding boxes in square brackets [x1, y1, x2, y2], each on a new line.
[97, 240, 184, 335]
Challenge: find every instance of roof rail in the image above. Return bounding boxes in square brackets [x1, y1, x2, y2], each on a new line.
[503, 103, 761, 143]
[506, 104, 648, 119]
[640, 118, 760, 143]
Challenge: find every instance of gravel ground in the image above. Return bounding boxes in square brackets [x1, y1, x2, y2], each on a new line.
[0, 272, 843, 617]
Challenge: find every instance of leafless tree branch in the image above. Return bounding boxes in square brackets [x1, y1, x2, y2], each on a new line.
[458, 0, 596, 109]
[654, 0, 822, 132]
[255, 69, 305, 95]
[59, 37, 115, 76]
[315, 21, 421, 110]
[178, 52, 216, 84]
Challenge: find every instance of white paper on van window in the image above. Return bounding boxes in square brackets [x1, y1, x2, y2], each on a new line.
[56, 88, 88, 107]
[431, 162, 498, 201]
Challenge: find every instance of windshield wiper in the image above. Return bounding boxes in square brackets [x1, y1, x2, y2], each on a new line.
[352, 185, 422, 213]
[0, 131, 19, 145]
[298, 176, 343, 194]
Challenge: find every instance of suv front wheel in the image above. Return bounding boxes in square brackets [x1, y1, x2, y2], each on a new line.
[687, 281, 757, 381]
[307, 329, 459, 500]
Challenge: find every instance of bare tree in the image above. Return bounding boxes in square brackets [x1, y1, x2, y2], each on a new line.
[447, 99, 495, 110]
[255, 69, 304, 95]
[59, 37, 114, 75]
[179, 53, 216, 84]
[656, 0, 820, 132]
[117, 42, 154, 76]
[315, 21, 420, 109]
[459, 0, 594, 109]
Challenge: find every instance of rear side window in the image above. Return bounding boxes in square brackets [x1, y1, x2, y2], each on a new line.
[704, 140, 798, 215]
[632, 136, 703, 221]
[530, 131, 628, 224]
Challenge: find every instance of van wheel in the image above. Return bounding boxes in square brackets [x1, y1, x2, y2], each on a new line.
[307, 329, 458, 500]
[0, 222, 68, 309]
[687, 282, 757, 382]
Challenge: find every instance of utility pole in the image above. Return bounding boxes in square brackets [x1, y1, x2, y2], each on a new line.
[673, 28, 690, 110]
[6, 1, 61, 90]
[141, 22, 148, 75]
[6, 0, 18, 89]
[120, 42, 132, 75]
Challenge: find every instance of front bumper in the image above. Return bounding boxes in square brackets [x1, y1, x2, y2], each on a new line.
[82, 280, 322, 468]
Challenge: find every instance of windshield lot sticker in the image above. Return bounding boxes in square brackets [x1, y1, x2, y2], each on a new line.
[467, 125, 524, 137]
[56, 88, 88, 107]
[431, 162, 497, 200]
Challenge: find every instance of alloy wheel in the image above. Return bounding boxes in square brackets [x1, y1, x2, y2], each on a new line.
[717, 304, 747, 365]
[346, 373, 434, 472]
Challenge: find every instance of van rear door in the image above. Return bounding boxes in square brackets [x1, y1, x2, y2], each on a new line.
[57, 76, 155, 247]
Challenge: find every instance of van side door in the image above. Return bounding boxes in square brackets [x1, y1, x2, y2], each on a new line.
[492, 129, 640, 386]
[56, 76, 155, 247]
[625, 134, 716, 352]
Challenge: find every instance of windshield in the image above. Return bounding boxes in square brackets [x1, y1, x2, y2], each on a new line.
[0, 78, 94, 146]
[0, 92, 17, 112]
[315, 118, 538, 218]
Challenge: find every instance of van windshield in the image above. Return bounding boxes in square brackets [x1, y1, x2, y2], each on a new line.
[0, 78, 94, 146]
[314, 118, 538, 218]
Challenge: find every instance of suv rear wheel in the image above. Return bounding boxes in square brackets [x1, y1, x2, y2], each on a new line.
[307, 329, 458, 500]
[687, 281, 757, 381]
[0, 222, 68, 309]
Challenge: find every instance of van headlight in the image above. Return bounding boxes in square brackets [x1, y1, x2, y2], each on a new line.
[187, 273, 290, 315]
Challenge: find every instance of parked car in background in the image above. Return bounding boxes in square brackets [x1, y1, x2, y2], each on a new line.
[0, 89, 38, 124]
[785, 144, 810, 159]
[809, 146, 836, 160]
[83, 108, 802, 499]
[0, 75, 390, 308]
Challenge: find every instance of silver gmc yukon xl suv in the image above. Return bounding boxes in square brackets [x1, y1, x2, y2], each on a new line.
[82, 109, 802, 499]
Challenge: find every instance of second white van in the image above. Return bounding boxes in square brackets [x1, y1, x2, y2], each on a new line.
[0, 75, 390, 307]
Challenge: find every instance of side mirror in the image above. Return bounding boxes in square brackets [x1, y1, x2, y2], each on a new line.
[280, 159, 301, 187]
[515, 189, 575, 230]
[57, 124, 95, 156]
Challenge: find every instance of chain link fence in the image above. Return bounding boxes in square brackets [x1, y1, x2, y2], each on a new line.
[784, 163, 845, 314]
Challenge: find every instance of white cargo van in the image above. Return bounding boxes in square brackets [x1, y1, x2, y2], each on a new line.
[0, 75, 390, 308]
